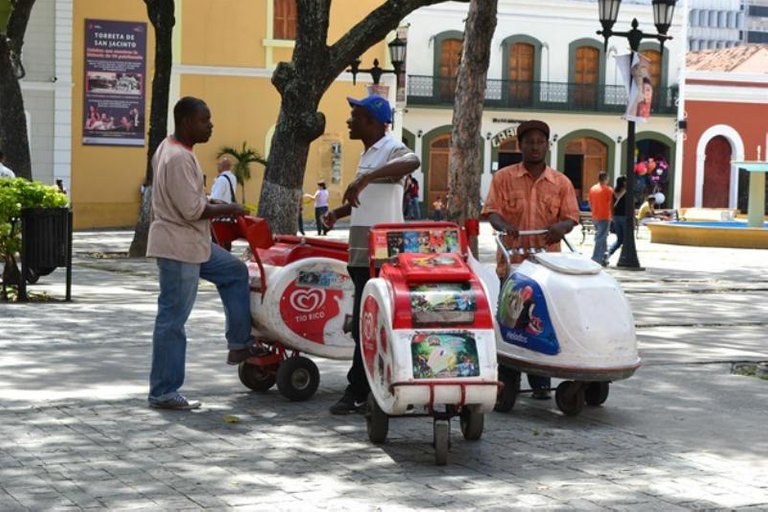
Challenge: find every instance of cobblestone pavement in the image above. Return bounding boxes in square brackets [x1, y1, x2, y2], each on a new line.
[1, 225, 767, 511]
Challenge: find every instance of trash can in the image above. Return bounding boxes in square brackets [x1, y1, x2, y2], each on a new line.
[19, 207, 72, 301]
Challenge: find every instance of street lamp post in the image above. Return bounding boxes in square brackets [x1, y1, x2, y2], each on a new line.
[597, 0, 677, 269]
[348, 36, 407, 85]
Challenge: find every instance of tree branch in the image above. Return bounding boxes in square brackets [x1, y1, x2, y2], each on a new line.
[327, 0, 468, 87]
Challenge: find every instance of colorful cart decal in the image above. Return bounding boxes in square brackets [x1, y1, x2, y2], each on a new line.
[361, 296, 393, 391]
[411, 331, 480, 379]
[373, 229, 461, 260]
[279, 265, 352, 344]
[497, 272, 560, 355]
[409, 283, 476, 325]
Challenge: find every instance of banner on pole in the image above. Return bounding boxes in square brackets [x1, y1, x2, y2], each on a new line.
[615, 52, 653, 124]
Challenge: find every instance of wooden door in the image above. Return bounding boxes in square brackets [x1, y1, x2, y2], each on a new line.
[703, 136, 731, 208]
[640, 49, 661, 109]
[565, 137, 607, 201]
[574, 46, 599, 109]
[508, 43, 534, 106]
[439, 39, 462, 101]
[428, 135, 451, 216]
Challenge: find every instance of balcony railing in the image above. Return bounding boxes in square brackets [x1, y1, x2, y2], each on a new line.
[407, 75, 678, 115]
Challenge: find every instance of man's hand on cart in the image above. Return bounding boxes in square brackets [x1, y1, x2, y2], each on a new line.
[544, 220, 576, 245]
[488, 213, 519, 238]
[201, 201, 249, 220]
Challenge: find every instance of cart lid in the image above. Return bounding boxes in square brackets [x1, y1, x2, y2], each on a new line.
[532, 252, 602, 275]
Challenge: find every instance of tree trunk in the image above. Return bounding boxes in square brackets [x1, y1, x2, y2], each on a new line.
[258, 0, 466, 234]
[128, 0, 175, 258]
[0, 36, 30, 179]
[446, 0, 497, 256]
[0, 0, 37, 180]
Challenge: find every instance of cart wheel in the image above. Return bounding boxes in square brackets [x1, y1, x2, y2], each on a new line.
[365, 393, 389, 444]
[584, 382, 610, 406]
[555, 381, 585, 416]
[276, 356, 319, 401]
[238, 362, 276, 391]
[433, 420, 450, 466]
[494, 367, 520, 413]
[459, 408, 484, 441]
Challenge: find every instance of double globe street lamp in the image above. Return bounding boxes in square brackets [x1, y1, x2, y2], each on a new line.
[348, 36, 407, 85]
[597, 0, 677, 269]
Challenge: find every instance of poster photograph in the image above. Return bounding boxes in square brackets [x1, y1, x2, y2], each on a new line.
[411, 331, 480, 379]
[409, 282, 476, 325]
[83, 19, 147, 146]
[616, 52, 653, 124]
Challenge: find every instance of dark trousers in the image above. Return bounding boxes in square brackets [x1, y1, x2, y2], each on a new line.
[499, 276, 550, 390]
[315, 206, 328, 235]
[346, 266, 373, 400]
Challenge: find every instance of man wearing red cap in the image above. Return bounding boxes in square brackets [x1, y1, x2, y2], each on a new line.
[482, 119, 579, 399]
[323, 94, 420, 414]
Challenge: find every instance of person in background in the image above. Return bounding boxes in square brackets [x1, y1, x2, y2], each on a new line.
[0, 150, 15, 179]
[432, 195, 444, 221]
[588, 171, 613, 267]
[408, 177, 421, 220]
[210, 156, 236, 205]
[636, 194, 671, 225]
[146, 96, 267, 410]
[305, 180, 330, 236]
[607, 176, 627, 262]
[322, 94, 420, 415]
[482, 119, 579, 400]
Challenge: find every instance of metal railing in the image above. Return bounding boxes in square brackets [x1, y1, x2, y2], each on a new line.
[407, 75, 678, 114]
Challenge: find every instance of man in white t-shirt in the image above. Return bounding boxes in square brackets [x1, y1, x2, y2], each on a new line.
[0, 150, 16, 179]
[323, 94, 420, 415]
[210, 156, 236, 204]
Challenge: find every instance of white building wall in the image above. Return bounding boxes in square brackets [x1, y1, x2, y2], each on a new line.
[402, 0, 684, 202]
[16, 0, 72, 188]
[404, 0, 684, 86]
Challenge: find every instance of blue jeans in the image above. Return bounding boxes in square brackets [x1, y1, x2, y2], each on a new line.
[408, 197, 421, 220]
[592, 219, 610, 264]
[149, 244, 252, 401]
[608, 216, 626, 257]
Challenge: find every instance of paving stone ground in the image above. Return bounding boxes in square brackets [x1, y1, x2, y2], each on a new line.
[1, 225, 767, 511]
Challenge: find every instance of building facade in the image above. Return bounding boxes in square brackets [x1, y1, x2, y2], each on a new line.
[680, 45, 768, 210]
[401, 0, 685, 216]
[688, 0, 746, 50]
[19, 0, 398, 229]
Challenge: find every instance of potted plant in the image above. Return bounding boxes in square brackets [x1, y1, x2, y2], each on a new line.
[0, 178, 68, 297]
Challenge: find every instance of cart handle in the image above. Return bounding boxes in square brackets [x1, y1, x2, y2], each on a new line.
[494, 230, 577, 270]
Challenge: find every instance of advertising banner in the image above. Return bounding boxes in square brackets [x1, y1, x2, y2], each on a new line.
[83, 19, 147, 146]
[615, 52, 653, 124]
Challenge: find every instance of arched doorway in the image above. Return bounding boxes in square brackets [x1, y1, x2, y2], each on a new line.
[703, 136, 732, 207]
[563, 137, 608, 201]
[428, 134, 451, 217]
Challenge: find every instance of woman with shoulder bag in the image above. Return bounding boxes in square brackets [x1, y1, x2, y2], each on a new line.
[607, 176, 627, 263]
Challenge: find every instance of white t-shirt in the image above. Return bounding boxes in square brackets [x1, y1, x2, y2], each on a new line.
[210, 170, 236, 204]
[314, 188, 329, 208]
[348, 134, 413, 267]
[0, 163, 15, 179]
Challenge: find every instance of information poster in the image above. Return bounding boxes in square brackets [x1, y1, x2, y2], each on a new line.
[83, 19, 147, 146]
